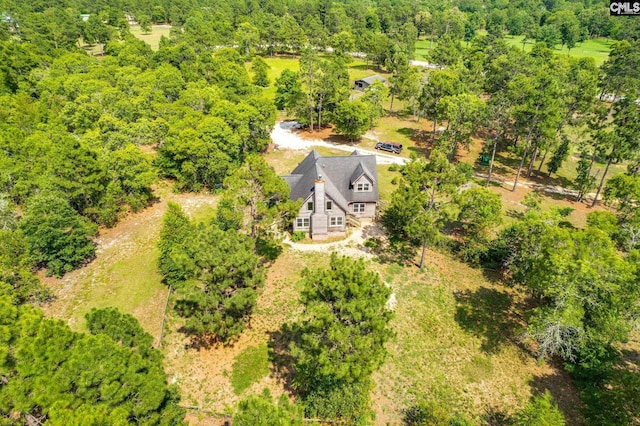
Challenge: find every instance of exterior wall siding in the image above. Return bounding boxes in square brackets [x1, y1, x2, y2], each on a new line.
[324, 195, 346, 232]
[349, 202, 376, 218]
[291, 177, 378, 233]
[293, 194, 313, 232]
[293, 195, 349, 234]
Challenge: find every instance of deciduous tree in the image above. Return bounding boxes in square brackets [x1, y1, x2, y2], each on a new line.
[274, 69, 301, 111]
[139, 15, 152, 34]
[332, 100, 371, 141]
[251, 56, 270, 87]
[19, 192, 97, 277]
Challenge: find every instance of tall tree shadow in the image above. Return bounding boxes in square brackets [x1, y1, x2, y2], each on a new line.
[529, 369, 585, 425]
[454, 287, 523, 353]
[482, 406, 513, 425]
[267, 323, 300, 395]
[397, 127, 435, 158]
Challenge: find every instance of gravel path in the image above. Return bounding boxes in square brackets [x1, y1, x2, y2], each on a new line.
[282, 222, 387, 259]
[271, 121, 408, 165]
[409, 59, 443, 69]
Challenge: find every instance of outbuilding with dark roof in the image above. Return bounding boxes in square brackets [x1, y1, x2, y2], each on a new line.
[354, 75, 387, 91]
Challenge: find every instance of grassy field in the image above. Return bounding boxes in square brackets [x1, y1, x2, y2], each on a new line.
[231, 344, 270, 395]
[161, 233, 583, 423]
[372, 253, 582, 424]
[415, 35, 612, 66]
[415, 38, 436, 61]
[162, 249, 317, 415]
[253, 56, 300, 100]
[127, 26, 612, 66]
[130, 24, 172, 50]
[41, 183, 219, 342]
[364, 115, 433, 158]
[503, 35, 613, 66]
[260, 56, 389, 101]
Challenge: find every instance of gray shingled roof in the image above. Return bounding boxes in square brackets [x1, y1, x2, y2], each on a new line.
[356, 75, 387, 85]
[282, 150, 378, 210]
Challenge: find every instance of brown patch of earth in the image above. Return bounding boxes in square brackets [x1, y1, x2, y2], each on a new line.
[295, 125, 336, 141]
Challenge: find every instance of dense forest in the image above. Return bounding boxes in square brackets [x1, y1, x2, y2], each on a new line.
[1, 0, 640, 424]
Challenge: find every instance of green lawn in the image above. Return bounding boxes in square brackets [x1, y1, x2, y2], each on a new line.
[415, 35, 612, 66]
[256, 56, 300, 100]
[503, 35, 612, 66]
[364, 115, 433, 158]
[370, 252, 583, 424]
[415, 38, 436, 61]
[130, 24, 172, 50]
[231, 344, 270, 395]
[377, 164, 401, 203]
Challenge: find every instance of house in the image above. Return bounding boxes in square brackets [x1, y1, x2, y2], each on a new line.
[354, 75, 387, 91]
[282, 150, 378, 240]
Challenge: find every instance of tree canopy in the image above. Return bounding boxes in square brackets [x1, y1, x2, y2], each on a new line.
[0, 300, 184, 424]
[290, 254, 393, 423]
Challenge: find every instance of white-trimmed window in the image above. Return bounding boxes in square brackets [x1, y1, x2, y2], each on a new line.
[296, 217, 310, 228]
[356, 182, 371, 192]
[326, 201, 333, 210]
[353, 203, 365, 213]
[330, 216, 343, 226]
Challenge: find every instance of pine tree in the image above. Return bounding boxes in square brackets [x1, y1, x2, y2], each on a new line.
[291, 254, 393, 391]
[574, 148, 596, 202]
[383, 152, 471, 268]
[546, 136, 570, 176]
[0, 300, 185, 423]
[158, 202, 194, 288]
[174, 222, 264, 344]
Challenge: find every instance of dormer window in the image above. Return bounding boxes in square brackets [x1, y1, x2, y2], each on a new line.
[356, 182, 371, 192]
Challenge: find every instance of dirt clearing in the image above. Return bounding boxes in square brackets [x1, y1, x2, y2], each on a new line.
[41, 183, 219, 343]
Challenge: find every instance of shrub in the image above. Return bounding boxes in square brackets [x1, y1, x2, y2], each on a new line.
[20, 193, 97, 277]
[291, 231, 306, 242]
[303, 380, 373, 425]
[514, 391, 565, 426]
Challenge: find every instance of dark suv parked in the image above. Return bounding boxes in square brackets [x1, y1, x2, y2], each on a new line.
[375, 142, 403, 154]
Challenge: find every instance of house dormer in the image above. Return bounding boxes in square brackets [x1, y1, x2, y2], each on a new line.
[350, 162, 375, 192]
